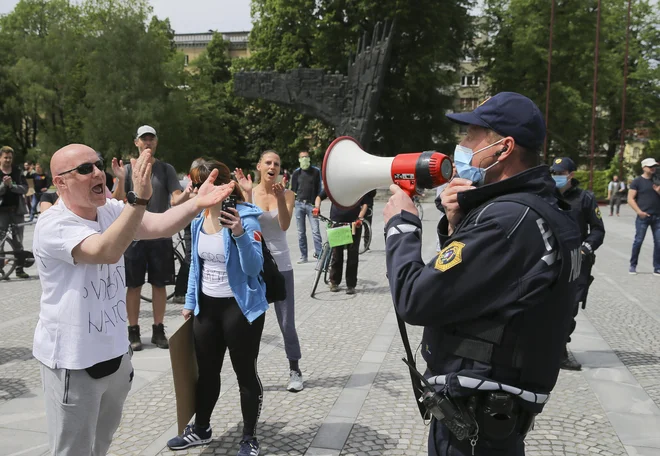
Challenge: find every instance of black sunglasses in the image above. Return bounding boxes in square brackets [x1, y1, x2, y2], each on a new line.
[58, 160, 104, 176]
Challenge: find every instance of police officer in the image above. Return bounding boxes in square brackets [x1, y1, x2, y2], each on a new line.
[384, 92, 582, 456]
[551, 157, 605, 371]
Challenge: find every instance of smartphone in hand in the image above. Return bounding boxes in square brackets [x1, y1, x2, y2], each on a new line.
[221, 196, 236, 213]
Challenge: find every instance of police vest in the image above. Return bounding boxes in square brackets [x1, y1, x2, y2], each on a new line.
[426, 193, 581, 404]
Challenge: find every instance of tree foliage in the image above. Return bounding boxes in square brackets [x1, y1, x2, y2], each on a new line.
[478, 0, 660, 169]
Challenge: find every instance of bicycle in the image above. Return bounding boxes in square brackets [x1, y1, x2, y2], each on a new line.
[0, 220, 36, 280]
[359, 207, 372, 255]
[310, 212, 357, 298]
[412, 194, 424, 221]
[140, 230, 187, 303]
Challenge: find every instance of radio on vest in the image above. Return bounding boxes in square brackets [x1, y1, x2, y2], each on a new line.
[322, 136, 454, 209]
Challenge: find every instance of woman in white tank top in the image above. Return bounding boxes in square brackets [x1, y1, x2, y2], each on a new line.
[236, 150, 304, 392]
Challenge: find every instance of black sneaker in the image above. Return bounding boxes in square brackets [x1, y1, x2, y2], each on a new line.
[152, 323, 169, 349]
[167, 424, 212, 450]
[128, 325, 143, 351]
[237, 436, 260, 456]
[15, 270, 29, 279]
[560, 348, 581, 371]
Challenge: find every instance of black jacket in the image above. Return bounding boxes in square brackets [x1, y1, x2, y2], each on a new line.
[561, 179, 605, 252]
[385, 166, 582, 399]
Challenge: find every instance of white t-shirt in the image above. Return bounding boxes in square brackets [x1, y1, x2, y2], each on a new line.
[32, 198, 129, 370]
[198, 229, 233, 298]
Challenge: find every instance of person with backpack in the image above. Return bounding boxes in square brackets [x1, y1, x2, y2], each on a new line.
[235, 150, 304, 392]
[167, 160, 268, 456]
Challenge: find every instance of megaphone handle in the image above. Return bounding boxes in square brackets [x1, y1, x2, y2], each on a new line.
[395, 180, 417, 198]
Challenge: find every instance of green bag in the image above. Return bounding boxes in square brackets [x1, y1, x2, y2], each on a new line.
[326, 225, 354, 247]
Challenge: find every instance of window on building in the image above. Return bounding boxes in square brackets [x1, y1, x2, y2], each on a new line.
[184, 54, 189, 66]
[460, 75, 480, 87]
[459, 98, 479, 111]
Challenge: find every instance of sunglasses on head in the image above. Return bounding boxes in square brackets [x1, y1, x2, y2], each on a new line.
[58, 160, 104, 176]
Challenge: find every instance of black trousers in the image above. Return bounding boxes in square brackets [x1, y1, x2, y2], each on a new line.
[330, 226, 362, 288]
[609, 194, 623, 215]
[193, 294, 265, 436]
[428, 418, 525, 456]
[566, 257, 594, 343]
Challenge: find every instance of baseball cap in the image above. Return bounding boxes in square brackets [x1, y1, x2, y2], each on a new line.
[446, 92, 546, 150]
[136, 125, 157, 139]
[641, 158, 658, 168]
[550, 157, 577, 173]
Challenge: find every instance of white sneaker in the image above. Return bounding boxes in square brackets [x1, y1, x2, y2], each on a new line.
[287, 370, 304, 392]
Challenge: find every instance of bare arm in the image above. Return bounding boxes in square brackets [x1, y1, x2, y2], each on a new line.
[627, 189, 644, 215]
[111, 159, 126, 201]
[170, 189, 190, 206]
[277, 190, 295, 231]
[139, 197, 204, 240]
[112, 178, 126, 201]
[72, 151, 154, 264]
[72, 205, 147, 264]
[358, 203, 368, 219]
[139, 177, 235, 240]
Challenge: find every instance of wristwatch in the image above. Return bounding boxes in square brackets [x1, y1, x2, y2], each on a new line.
[126, 191, 149, 206]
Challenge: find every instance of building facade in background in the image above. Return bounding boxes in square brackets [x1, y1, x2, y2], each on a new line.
[174, 31, 250, 66]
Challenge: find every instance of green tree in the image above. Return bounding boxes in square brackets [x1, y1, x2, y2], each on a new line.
[479, 0, 660, 170]
[236, 0, 474, 166]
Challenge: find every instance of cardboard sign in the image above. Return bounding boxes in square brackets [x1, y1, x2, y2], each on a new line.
[168, 317, 198, 435]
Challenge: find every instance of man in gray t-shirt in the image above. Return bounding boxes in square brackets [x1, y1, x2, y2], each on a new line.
[627, 157, 660, 275]
[114, 125, 192, 350]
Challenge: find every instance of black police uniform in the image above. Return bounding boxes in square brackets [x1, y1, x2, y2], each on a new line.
[385, 166, 582, 455]
[561, 178, 605, 338]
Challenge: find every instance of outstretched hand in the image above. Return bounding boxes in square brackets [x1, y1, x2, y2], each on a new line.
[195, 169, 236, 209]
[234, 168, 253, 195]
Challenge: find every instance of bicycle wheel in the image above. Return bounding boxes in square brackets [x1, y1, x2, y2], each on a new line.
[140, 247, 185, 303]
[323, 246, 333, 284]
[0, 236, 19, 280]
[359, 220, 372, 254]
[415, 201, 424, 221]
[311, 243, 330, 298]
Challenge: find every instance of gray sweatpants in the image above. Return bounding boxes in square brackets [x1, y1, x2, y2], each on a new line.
[274, 269, 302, 361]
[40, 352, 133, 456]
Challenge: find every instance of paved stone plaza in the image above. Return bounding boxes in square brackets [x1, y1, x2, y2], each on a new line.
[1, 202, 660, 456]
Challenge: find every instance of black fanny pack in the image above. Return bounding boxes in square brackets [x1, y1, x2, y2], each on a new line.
[85, 354, 123, 379]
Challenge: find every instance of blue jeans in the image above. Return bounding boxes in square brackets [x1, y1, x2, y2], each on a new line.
[630, 214, 660, 270]
[294, 201, 322, 259]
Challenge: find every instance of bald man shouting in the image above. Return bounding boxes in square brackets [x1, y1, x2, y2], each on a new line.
[31, 144, 234, 456]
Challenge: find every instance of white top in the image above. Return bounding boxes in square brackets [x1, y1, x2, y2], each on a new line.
[32, 198, 129, 370]
[608, 181, 625, 192]
[198, 229, 233, 298]
[258, 209, 293, 272]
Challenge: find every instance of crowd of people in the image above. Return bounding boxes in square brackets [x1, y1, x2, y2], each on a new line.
[3, 94, 657, 456]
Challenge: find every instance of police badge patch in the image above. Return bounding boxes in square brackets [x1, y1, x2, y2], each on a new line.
[434, 241, 465, 272]
[595, 207, 602, 219]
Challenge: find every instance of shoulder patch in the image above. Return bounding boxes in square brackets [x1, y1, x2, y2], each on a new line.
[254, 231, 262, 242]
[434, 241, 465, 272]
[595, 207, 602, 219]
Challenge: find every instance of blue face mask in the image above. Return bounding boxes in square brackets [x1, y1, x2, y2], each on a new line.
[453, 140, 504, 186]
[552, 175, 568, 188]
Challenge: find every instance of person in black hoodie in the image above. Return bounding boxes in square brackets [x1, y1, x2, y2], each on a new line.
[550, 157, 605, 371]
[383, 93, 582, 456]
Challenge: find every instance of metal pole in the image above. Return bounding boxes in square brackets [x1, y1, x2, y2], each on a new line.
[618, 0, 633, 179]
[543, 0, 556, 163]
[589, 0, 602, 191]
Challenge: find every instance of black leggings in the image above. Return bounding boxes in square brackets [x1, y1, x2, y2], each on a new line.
[193, 294, 265, 436]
